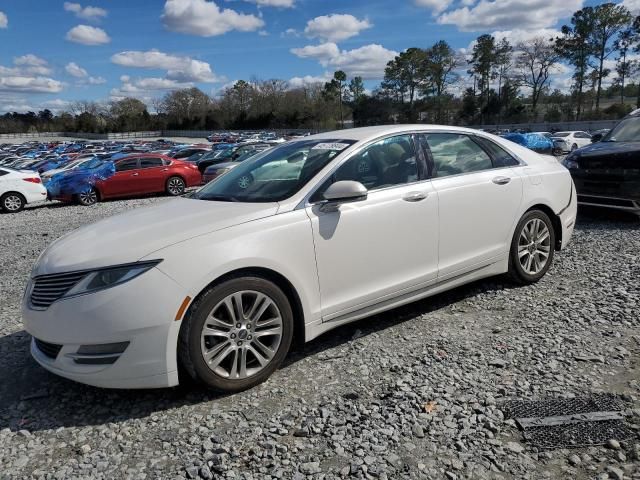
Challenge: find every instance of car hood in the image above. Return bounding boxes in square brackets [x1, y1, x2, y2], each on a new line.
[569, 140, 640, 158]
[33, 197, 279, 276]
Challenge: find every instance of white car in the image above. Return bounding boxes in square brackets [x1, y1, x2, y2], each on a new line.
[551, 131, 592, 152]
[23, 126, 577, 391]
[0, 167, 47, 213]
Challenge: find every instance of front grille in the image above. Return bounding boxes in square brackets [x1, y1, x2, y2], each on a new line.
[34, 338, 63, 359]
[30, 271, 87, 308]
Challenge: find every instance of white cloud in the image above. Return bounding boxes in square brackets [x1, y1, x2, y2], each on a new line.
[491, 28, 560, 46]
[258, 30, 269, 36]
[110, 76, 193, 102]
[162, 0, 264, 37]
[437, 0, 584, 31]
[63, 2, 108, 21]
[0, 77, 63, 94]
[66, 25, 111, 45]
[244, 0, 295, 7]
[111, 50, 221, 83]
[88, 76, 106, 84]
[288, 73, 332, 88]
[291, 42, 397, 79]
[621, 0, 640, 14]
[414, 0, 453, 14]
[14, 54, 48, 67]
[65, 62, 88, 78]
[304, 14, 372, 42]
[0, 11, 7, 28]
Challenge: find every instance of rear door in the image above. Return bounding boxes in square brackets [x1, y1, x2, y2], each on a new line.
[421, 133, 523, 278]
[137, 157, 167, 193]
[102, 158, 140, 197]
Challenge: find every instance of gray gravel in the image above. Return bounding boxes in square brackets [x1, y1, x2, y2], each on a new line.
[1, 198, 639, 480]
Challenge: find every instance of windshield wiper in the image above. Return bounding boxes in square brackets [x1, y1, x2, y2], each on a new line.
[201, 194, 238, 202]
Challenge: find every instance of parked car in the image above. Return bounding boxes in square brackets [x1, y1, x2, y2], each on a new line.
[589, 129, 611, 142]
[22, 126, 576, 391]
[0, 167, 47, 213]
[199, 143, 273, 175]
[202, 145, 273, 183]
[563, 113, 640, 216]
[167, 146, 210, 160]
[47, 154, 202, 206]
[551, 131, 592, 152]
[501, 133, 554, 155]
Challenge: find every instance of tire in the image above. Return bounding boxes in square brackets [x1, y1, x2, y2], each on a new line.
[237, 173, 254, 189]
[76, 187, 98, 206]
[1, 192, 25, 213]
[508, 210, 555, 284]
[166, 176, 186, 196]
[178, 276, 294, 392]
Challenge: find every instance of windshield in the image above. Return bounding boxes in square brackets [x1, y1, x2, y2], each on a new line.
[553, 132, 570, 137]
[191, 139, 355, 203]
[603, 117, 640, 142]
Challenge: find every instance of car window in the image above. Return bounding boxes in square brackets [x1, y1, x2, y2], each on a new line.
[139, 157, 164, 168]
[0, 169, 7, 177]
[313, 135, 418, 199]
[575, 132, 590, 138]
[423, 133, 493, 177]
[115, 158, 139, 172]
[192, 139, 355, 203]
[473, 137, 520, 167]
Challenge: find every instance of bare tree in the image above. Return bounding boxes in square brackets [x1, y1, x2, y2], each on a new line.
[514, 37, 560, 119]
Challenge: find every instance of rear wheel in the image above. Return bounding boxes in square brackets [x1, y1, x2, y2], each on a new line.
[508, 210, 555, 284]
[178, 277, 293, 392]
[166, 176, 186, 196]
[1, 192, 25, 213]
[77, 187, 98, 206]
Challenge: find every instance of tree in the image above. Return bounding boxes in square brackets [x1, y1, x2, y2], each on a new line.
[161, 87, 211, 128]
[614, 27, 634, 104]
[424, 40, 460, 122]
[468, 35, 499, 121]
[514, 37, 559, 119]
[382, 48, 429, 119]
[556, 11, 596, 120]
[348, 76, 366, 102]
[586, 3, 632, 109]
[333, 70, 347, 127]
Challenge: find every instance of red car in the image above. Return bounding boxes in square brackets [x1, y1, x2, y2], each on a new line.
[52, 154, 202, 206]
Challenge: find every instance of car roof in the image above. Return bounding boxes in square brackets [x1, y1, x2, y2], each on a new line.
[306, 125, 486, 143]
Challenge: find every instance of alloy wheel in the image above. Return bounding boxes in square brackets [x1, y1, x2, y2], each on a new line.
[78, 189, 97, 205]
[168, 177, 185, 195]
[238, 176, 252, 189]
[200, 290, 283, 380]
[3, 194, 23, 211]
[518, 218, 551, 275]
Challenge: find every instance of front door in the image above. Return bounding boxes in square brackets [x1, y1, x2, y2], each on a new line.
[306, 134, 439, 320]
[103, 158, 141, 197]
[137, 157, 168, 193]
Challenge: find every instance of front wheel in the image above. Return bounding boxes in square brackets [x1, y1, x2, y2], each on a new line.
[77, 187, 98, 206]
[178, 277, 294, 392]
[508, 210, 555, 284]
[166, 176, 186, 196]
[1, 192, 25, 213]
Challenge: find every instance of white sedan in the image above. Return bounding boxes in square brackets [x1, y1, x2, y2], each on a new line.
[551, 131, 592, 152]
[23, 126, 577, 391]
[0, 167, 47, 213]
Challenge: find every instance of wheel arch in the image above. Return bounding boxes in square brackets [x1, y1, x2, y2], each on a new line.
[1, 191, 26, 208]
[183, 266, 306, 348]
[525, 203, 562, 251]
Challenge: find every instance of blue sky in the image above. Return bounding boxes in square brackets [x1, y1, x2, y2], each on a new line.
[0, 0, 623, 113]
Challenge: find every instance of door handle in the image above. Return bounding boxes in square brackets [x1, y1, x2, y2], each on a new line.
[132, 173, 139, 176]
[492, 176, 511, 185]
[403, 191, 428, 202]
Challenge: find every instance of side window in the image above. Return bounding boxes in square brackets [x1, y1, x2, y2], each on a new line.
[473, 137, 520, 167]
[329, 135, 418, 192]
[139, 157, 163, 169]
[0, 169, 7, 177]
[115, 159, 139, 172]
[423, 133, 492, 177]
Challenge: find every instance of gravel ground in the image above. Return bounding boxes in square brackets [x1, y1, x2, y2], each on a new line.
[0, 197, 639, 480]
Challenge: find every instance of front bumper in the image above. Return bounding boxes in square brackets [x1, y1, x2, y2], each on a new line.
[23, 267, 187, 389]
[558, 181, 578, 250]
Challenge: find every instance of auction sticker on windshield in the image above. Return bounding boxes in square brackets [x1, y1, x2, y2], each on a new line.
[311, 143, 351, 150]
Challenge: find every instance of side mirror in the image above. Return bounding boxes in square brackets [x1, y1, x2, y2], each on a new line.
[320, 180, 368, 212]
[591, 133, 603, 143]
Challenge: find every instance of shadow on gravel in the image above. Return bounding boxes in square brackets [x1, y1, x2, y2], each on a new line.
[0, 277, 515, 433]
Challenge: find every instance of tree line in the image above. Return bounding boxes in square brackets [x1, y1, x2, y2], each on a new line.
[2, 2, 640, 134]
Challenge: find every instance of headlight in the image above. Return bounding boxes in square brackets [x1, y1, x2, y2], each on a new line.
[64, 260, 161, 297]
[562, 153, 579, 170]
